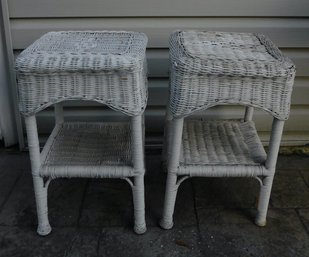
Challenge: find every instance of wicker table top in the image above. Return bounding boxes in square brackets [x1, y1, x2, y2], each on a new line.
[16, 31, 147, 73]
[175, 31, 293, 77]
[169, 31, 296, 120]
[16, 31, 148, 116]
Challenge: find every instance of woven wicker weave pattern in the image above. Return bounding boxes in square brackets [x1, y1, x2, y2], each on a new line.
[39, 122, 136, 178]
[44, 122, 131, 166]
[169, 31, 296, 120]
[180, 120, 266, 166]
[16, 31, 148, 116]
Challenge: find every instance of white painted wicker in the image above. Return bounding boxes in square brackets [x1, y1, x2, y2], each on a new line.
[169, 31, 295, 120]
[160, 31, 295, 230]
[16, 31, 148, 235]
[180, 120, 267, 167]
[40, 122, 135, 178]
[16, 31, 148, 116]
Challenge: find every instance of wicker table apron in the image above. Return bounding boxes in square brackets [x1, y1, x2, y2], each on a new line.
[160, 31, 296, 229]
[16, 31, 148, 235]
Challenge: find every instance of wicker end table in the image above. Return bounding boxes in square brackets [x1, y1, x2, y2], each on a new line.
[160, 31, 296, 229]
[16, 31, 148, 235]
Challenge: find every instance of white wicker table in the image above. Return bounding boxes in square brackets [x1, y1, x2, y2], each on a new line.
[160, 31, 296, 229]
[16, 31, 148, 235]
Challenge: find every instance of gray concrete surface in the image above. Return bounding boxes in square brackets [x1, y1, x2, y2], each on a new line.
[0, 148, 308, 257]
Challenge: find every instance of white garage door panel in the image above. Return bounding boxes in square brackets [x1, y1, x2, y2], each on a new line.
[8, 0, 309, 18]
[10, 18, 309, 49]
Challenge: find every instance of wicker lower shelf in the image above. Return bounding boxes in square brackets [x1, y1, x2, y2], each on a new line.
[39, 122, 135, 178]
[179, 119, 268, 176]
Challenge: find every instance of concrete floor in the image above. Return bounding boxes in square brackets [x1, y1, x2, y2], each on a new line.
[0, 147, 308, 257]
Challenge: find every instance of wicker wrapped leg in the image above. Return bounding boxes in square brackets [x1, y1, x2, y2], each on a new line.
[32, 175, 51, 235]
[255, 118, 284, 226]
[132, 175, 146, 234]
[256, 175, 274, 226]
[161, 107, 173, 169]
[160, 172, 179, 229]
[130, 115, 146, 234]
[25, 116, 51, 236]
[244, 106, 254, 121]
[160, 118, 184, 229]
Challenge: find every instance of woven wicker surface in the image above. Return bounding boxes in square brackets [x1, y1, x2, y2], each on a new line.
[16, 31, 148, 116]
[180, 119, 267, 166]
[169, 31, 296, 120]
[40, 122, 134, 178]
